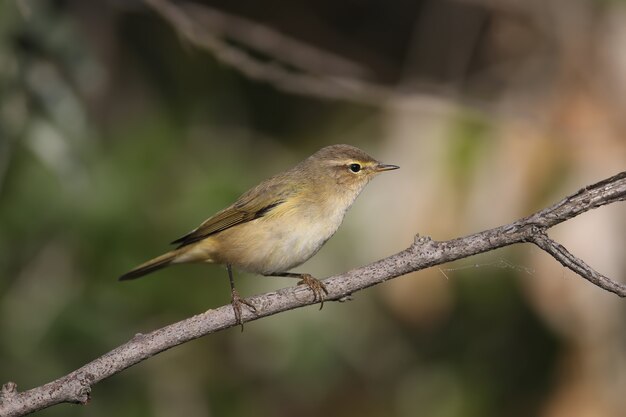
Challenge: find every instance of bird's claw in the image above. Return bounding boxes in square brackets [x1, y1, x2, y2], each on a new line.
[230, 289, 257, 331]
[297, 274, 329, 309]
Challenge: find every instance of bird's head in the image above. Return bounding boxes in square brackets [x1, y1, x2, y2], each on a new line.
[305, 144, 399, 192]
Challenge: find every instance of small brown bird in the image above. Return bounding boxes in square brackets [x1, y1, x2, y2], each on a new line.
[120, 144, 398, 326]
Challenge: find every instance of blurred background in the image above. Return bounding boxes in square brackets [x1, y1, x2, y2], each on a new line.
[1, 0, 625, 416]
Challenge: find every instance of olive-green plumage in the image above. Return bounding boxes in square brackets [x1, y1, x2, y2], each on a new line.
[119, 144, 398, 324]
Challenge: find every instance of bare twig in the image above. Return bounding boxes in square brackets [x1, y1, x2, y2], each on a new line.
[142, 0, 396, 104]
[180, 2, 372, 79]
[530, 232, 624, 297]
[142, 0, 482, 109]
[1, 171, 625, 416]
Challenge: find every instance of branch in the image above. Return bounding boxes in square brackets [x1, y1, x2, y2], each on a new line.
[179, 2, 372, 80]
[530, 232, 625, 296]
[141, 0, 476, 109]
[1, 171, 625, 416]
[141, 0, 398, 104]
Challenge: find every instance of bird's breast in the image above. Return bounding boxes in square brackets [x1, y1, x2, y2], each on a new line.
[208, 196, 349, 274]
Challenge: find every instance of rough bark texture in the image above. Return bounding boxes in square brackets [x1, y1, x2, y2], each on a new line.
[1, 171, 625, 417]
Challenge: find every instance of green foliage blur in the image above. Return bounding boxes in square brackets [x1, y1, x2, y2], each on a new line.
[6, 1, 624, 416]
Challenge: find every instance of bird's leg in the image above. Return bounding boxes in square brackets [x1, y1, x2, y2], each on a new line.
[227, 264, 256, 331]
[266, 272, 329, 309]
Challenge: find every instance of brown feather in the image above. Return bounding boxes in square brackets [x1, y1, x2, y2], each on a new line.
[171, 177, 296, 247]
[118, 250, 179, 280]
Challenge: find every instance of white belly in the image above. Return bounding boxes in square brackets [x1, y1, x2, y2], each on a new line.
[265, 217, 337, 271]
[214, 201, 348, 274]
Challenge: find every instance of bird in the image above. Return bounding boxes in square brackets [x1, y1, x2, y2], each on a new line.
[119, 144, 399, 327]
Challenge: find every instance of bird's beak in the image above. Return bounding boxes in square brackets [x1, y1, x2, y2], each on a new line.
[374, 163, 400, 172]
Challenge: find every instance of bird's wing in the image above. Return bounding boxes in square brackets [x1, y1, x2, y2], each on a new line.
[171, 178, 294, 248]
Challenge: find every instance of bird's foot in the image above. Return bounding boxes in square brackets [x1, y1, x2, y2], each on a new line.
[297, 274, 329, 309]
[230, 289, 257, 331]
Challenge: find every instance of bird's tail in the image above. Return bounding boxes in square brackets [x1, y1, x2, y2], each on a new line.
[119, 250, 179, 281]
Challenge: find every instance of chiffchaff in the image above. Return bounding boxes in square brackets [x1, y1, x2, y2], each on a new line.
[120, 144, 399, 326]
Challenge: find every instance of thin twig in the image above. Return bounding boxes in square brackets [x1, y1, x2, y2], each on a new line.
[531, 231, 625, 297]
[142, 0, 488, 110]
[1, 171, 625, 416]
[142, 0, 396, 104]
[180, 2, 372, 79]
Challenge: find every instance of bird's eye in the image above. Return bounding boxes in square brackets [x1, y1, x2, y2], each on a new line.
[349, 163, 361, 173]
